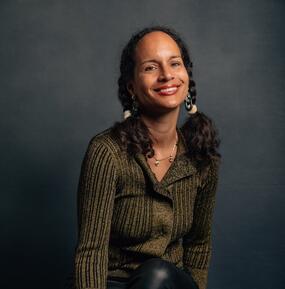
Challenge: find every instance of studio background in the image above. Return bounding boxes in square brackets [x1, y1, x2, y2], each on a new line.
[1, 1, 284, 289]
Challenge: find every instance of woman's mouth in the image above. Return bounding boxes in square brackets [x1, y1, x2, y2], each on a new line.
[154, 85, 180, 96]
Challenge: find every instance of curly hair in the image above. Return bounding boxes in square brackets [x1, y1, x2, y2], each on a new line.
[111, 26, 221, 173]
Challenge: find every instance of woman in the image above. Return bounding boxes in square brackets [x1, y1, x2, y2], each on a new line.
[73, 26, 221, 289]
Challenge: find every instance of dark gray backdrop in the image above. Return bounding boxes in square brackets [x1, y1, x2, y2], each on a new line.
[1, 1, 284, 289]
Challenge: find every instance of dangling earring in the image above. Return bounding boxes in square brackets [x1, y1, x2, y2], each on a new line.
[123, 109, 131, 119]
[123, 95, 139, 120]
[131, 95, 139, 116]
[184, 93, 198, 114]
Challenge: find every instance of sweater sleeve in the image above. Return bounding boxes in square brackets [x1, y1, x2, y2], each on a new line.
[74, 138, 118, 289]
[182, 160, 219, 289]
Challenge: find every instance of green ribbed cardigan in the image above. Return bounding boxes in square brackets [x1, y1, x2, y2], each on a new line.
[74, 127, 219, 289]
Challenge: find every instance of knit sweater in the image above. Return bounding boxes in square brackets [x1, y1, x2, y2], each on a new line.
[74, 127, 219, 289]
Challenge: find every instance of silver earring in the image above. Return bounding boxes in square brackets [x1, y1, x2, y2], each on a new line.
[184, 93, 198, 114]
[131, 95, 139, 116]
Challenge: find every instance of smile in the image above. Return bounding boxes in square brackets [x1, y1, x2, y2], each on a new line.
[154, 85, 180, 96]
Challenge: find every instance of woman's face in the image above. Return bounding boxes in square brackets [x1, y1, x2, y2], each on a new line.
[128, 31, 189, 116]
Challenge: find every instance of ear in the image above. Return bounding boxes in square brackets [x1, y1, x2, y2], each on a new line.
[127, 81, 135, 97]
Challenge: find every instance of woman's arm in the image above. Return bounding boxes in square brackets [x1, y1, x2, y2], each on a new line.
[74, 137, 119, 289]
[182, 160, 219, 289]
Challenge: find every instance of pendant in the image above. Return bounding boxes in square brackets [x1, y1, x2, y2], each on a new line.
[155, 160, 160, 166]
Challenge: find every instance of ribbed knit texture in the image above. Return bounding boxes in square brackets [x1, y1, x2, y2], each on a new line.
[74, 127, 219, 289]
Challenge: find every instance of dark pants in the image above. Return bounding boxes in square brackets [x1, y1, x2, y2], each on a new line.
[107, 258, 199, 289]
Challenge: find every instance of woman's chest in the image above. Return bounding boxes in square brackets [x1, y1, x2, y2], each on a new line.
[110, 167, 199, 245]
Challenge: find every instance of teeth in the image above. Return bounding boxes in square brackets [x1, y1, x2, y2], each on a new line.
[159, 87, 177, 93]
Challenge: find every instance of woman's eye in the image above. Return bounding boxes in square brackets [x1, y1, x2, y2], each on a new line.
[144, 65, 156, 72]
[171, 62, 181, 67]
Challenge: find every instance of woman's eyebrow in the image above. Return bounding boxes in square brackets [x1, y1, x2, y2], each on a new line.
[140, 55, 182, 65]
[169, 55, 182, 60]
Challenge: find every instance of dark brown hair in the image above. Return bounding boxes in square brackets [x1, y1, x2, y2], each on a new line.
[111, 26, 221, 172]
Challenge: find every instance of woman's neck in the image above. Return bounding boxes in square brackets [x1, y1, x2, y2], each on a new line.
[140, 109, 179, 151]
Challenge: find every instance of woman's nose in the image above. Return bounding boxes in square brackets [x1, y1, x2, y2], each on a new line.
[158, 66, 174, 82]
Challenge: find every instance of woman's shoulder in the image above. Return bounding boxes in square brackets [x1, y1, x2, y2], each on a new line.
[87, 127, 122, 158]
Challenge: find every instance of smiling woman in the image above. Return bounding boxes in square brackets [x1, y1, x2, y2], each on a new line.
[72, 26, 221, 289]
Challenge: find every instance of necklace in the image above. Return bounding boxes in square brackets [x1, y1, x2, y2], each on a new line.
[153, 134, 178, 167]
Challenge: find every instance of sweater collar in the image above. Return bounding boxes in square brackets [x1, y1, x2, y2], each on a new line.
[134, 127, 197, 192]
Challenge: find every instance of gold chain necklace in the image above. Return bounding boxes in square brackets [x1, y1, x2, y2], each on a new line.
[153, 134, 178, 167]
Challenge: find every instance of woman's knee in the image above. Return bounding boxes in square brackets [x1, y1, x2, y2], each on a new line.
[131, 258, 175, 283]
[139, 258, 173, 271]
[127, 259, 199, 289]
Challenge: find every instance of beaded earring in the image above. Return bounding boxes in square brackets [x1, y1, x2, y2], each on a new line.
[184, 93, 198, 114]
[123, 109, 132, 119]
[123, 95, 139, 119]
